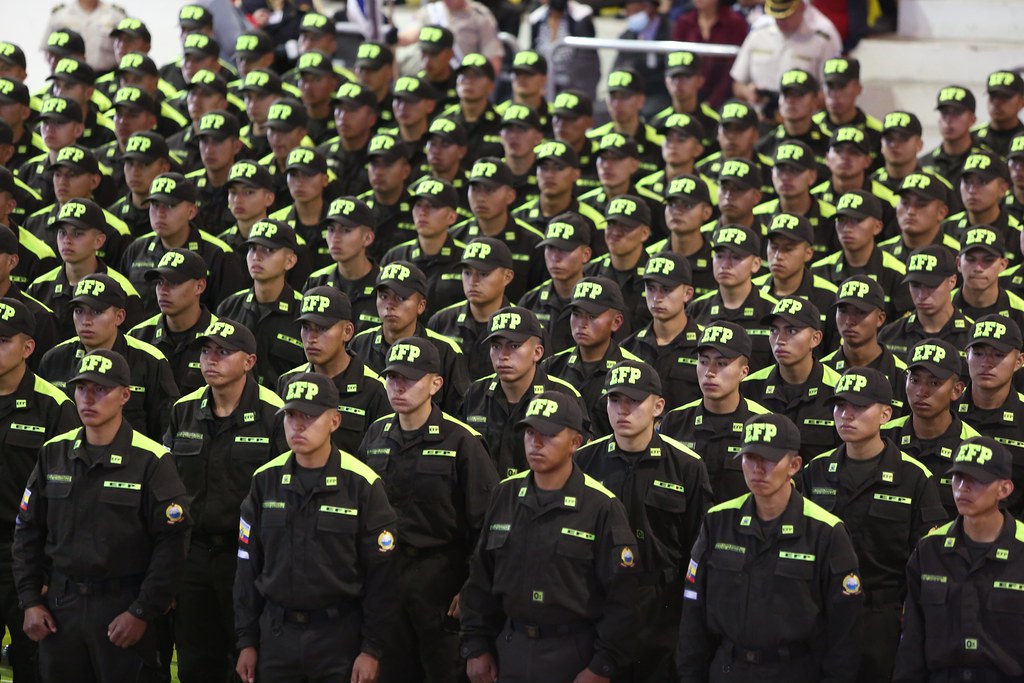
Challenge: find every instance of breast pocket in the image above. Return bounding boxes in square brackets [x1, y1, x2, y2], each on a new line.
[771, 557, 820, 635]
[172, 439, 205, 489]
[414, 456, 457, 502]
[314, 508, 359, 568]
[706, 548, 748, 597]
[229, 441, 273, 489]
[98, 482, 143, 508]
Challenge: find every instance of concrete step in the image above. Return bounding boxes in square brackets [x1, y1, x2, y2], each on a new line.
[899, 0, 1024, 43]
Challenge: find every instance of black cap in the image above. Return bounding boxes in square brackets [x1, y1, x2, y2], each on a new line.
[0, 78, 29, 106]
[1008, 134, 1024, 161]
[0, 297, 35, 338]
[195, 318, 258, 355]
[552, 90, 592, 118]
[377, 261, 428, 298]
[326, 196, 375, 228]
[642, 252, 692, 287]
[123, 131, 171, 162]
[300, 12, 335, 35]
[534, 139, 579, 168]
[967, 314, 1023, 353]
[239, 68, 285, 95]
[665, 174, 712, 204]
[280, 372, 341, 416]
[596, 132, 639, 159]
[285, 147, 328, 175]
[234, 30, 274, 59]
[227, 160, 274, 189]
[0, 42, 26, 70]
[393, 75, 436, 101]
[666, 50, 701, 77]
[719, 100, 758, 129]
[456, 53, 495, 80]
[182, 33, 220, 59]
[896, 172, 950, 205]
[410, 177, 458, 209]
[663, 112, 705, 140]
[767, 213, 814, 244]
[512, 50, 547, 75]
[947, 437, 1013, 484]
[987, 70, 1024, 96]
[823, 57, 860, 85]
[764, 0, 801, 18]
[265, 98, 309, 131]
[740, 413, 801, 462]
[38, 96, 82, 123]
[383, 336, 441, 379]
[242, 219, 299, 252]
[355, 41, 393, 70]
[458, 237, 514, 272]
[936, 85, 976, 113]
[50, 145, 100, 175]
[484, 306, 544, 343]
[711, 224, 761, 257]
[606, 69, 644, 95]
[697, 321, 752, 359]
[147, 173, 198, 206]
[605, 360, 661, 400]
[907, 338, 961, 380]
[196, 110, 241, 140]
[185, 69, 228, 96]
[570, 276, 626, 315]
[779, 68, 819, 94]
[69, 349, 131, 387]
[427, 117, 468, 146]
[113, 86, 159, 115]
[501, 104, 542, 131]
[468, 157, 514, 188]
[828, 367, 894, 407]
[959, 225, 1006, 258]
[116, 52, 159, 80]
[144, 248, 208, 284]
[69, 274, 127, 312]
[366, 134, 409, 164]
[0, 223, 17, 253]
[718, 158, 762, 191]
[830, 126, 871, 155]
[417, 25, 454, 54]
[835, 190, 883, 221]
[179, 4, 213, 30]
[538, 212, 592, 249]
[961, 150, 1010, 183]
[834, 275, 885, 312]
[45, 29, 85, 57]
[904, 245, 957, 286]
[773, 139, 816, 171]
[297, 50, 339, 78]
[517, 391, 584, 435]
[762, 296, 822, 331]
[606, 195, 652, 228]
[111, 17, 151, 41]
[54, 198, 105, 232]
[48, 57, 95, 86]
[882, 110, 923, 137]
[298, 287, 353, 325]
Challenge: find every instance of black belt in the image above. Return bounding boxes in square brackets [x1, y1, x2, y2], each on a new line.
[863, 587, 902, 609]
[722, 639, 812, 665]
[936, 667, 1024, 683]
[269, 600, 356, 625]
[398, 544, 455, 558]
[52, 571, 142, 597]
[508, 619, 593, 640]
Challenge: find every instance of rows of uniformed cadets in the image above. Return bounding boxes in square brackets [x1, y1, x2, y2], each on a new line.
[0, 3, 1022, 683]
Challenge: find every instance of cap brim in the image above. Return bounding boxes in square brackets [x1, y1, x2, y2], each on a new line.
[297, 312, 347, 326]
[537, 238, 585, 249]
[194, 335, 252, 354]
[515, 415, 567, 436]
[825, 392, 882, 407]
[264, 120, 300, 131]
[419, 43, 445, 55]
[457, 258, 503, 272]
[382, 363, 429, 380]
[902, 272, 951, 286]
[606, 385, 654, 401]
[483, 329, 536, 343]
[832, 297, 881, 312]
[946, 461, 1000, 484]
[570, 300, 615, 315]
[606, 215, 646, 228]
[966, 337, 1019, 353]
[0, 321, 28, 338]
[988, 86, 1024, 96]
[242, 237, 293, 251]
[960, 170, 999, 183]
[68, 371, 124, 387]
[905, 359, 955, 380]
[738, 444, 791, 461]
[376, 282, 422, 298]
[642, 272, 689, 287]
[766, 228, 811, 243]
[144, 267, 193, 284]
[712, 244, 758, 258]
[835, 209, 876, 221]
[142, 194, 184, 207]
[327, 216, 370, 228]
[666, 67, 698, 77]
[959, 244, 1003, 258]
[936, 102, 971, 111]
[696, 342, 744, 358]
[69, 295, 115, 311]
[410, 194, 455, 209]
[760, 312, 817, 329]
[393, 91, 427, 101]
[226, 177, 270, 189]
[278, 399, 333, 417]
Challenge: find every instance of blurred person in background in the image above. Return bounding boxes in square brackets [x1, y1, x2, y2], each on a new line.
[529, 0, 601, 102]
[672, 0, 748, 109]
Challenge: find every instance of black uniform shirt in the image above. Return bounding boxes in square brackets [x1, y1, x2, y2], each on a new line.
[621, 318, 703, 411]
[957, 387, 1024, 518]
[450, 214, 547, 302]
[302, 262, 381, 333]
[686, 286, 779, 371]
[215, 285, 307, 389]
[877, 310, 972, 362]
[127, 307, 216, 398]
[381, 234, 467, 320]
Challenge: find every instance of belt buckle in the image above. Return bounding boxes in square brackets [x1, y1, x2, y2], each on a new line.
[525, 625, 541, 639]
[743, 650, 760, 664]
[292, 611, 309, 624]
[75, 582, 93, 596]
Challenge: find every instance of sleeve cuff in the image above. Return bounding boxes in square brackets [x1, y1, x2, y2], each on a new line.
[588, 652, 618, 679]
[360, 639, 383, 660]
[127, 601, 159, 622]
[459, 636, 493, 661]
[237, 633, 259, 651]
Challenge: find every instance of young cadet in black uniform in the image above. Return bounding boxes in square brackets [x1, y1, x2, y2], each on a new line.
[234, 372, 399, 683]
[443, 54, 503, 165]
[357, 336, 498, 683]
[18, 96, 84, 208]
[280, 287, 390, 456]
[120, 172, 245, 316]
[575, 361, 712, 683]
[257, 98, 311, 209]
[216, 219, 306, 389]
[109, 132, 175, 239]
[388, 76, 434, 170]
[648, 175, 716, 298]
[943, 150, 1022, 262]
[687, 225, 779, 371]
[428, 238, 515, 381]
[879, 171, 958, 266]
[552, 89, 602, 183]
[954, 225, 1024, 330]
[415, 26, 458, 111]
[541, 276, 643, 437]
[13, 349, 190, 682]
[702, 158, 769, 246]
[128, 249, 217, 399]
[919, 85, 982, 189]
[519, 213, 595, 353]
[166, 319, 286, 683]
[267, 147, 332, 272]
[462, 306, 588, 478]
[0, 227, 56, 368]
[358, 133, 415, 263]
[801, 367, 946, 683]
[587, 68, 664, 177]
[695, 101, 775, 200]
[320, 81, 375, 196]
[757, 69, 829, 164]
[974, 70, 1024, 159]
[39, 274, 179, 441]
[882, 338, 979, 519]
[418, 117, 470, 209]
[188, 109, 244, 235]
[0, 297, 77, 681]
[637, 112, 713, 199]
[460, 391, 640, 683]
[452, 157, 546, 302]
[823, 276, 908, 412]
[622, 252, 701, 411]
[651, 50, 719, 148]
[0, 167, 55, 290]
[349, 261, 471, 415]
[872, 111, 931, 194]
[959, 314, 1024, 518]
[894, 437, 1024, 683]
[497, 50, 553, 136]
[1007, 133, 1024, 224]
[812, 127, 898, 233]
[498, 105, 543, 209]
[811, 190, 912, 321]
[878, 245, 972, 361]
[815, 57, 882, 158]
[677, 412, 863, 683]
[303, 196, 381, 333]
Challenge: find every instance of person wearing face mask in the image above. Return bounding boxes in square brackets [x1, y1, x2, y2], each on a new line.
[612, 0, 672, 118]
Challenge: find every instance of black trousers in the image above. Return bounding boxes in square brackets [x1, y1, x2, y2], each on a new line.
[615, 581, 680, 683]
[0, 543, 38, 683]
[38, 578, 155, 683]
[174, 539, 239, 683]
[494, 622, 594, 683]
[856, 604, 901, 683]
[256, 604, 361, 682]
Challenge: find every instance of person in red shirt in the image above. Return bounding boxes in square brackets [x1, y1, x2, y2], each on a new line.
[672, 0, 748, 108]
